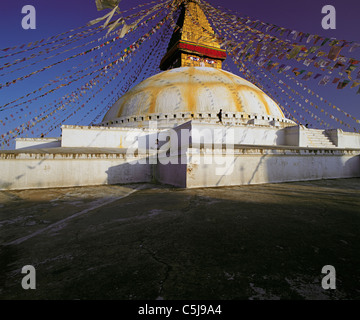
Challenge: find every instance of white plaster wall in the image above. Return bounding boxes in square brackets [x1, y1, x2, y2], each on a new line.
[155, 157, 187, 188]
[323, 129, 360, 149]
[190, 123, 286, 146]
[284, 125, 311, 147]
[61, 125, 150, 149]
[1, 147, 359, 190]
[167, 121, 287, 151]
[185, 148, 360, 188]
[15, 138, 61, 150]
[0, 153, 151, 190]
[61, 125, 166, 151]
[340, 132, 360, 149]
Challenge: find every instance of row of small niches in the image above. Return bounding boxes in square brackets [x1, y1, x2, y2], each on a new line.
[102, 113, 290, 126]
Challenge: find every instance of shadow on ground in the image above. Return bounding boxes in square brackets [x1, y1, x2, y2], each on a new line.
[0, 179, 360, 300]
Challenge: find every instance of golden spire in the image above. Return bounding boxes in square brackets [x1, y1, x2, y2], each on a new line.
[160, 0, 226, 70]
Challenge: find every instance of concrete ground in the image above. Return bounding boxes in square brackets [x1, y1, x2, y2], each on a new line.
[0, 178, 360, 300]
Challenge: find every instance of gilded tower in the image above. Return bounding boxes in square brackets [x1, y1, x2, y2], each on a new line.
[159, 0, 226, 70]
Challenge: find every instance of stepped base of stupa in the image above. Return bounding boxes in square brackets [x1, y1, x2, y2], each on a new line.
[1, 121, 359, 190]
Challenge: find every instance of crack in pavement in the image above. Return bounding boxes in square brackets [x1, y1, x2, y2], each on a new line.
[140, 242, 172, 299]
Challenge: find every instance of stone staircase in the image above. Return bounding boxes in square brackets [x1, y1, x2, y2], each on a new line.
[305, 129, 336, 148]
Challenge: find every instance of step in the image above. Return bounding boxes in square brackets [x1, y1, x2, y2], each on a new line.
[306, 131, 336, 147]
[303, 129, 337, 147]
[308, 139, 333, 143]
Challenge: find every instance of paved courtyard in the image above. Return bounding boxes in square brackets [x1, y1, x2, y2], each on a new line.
[1, 179, 360, 300]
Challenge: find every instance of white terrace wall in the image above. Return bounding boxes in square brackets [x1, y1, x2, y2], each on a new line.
[61, 125, 159, 149]
[284, 125, 309, 147]
[61, 121, 291, 153]
[190, 122, 287, 146]
[165, 121, 288, 151]
[0, 151, 152, 190]
[341, 132, 360, 148]
[15, 138, 61, 150]
[185, 147, 360, 188]
[326, 129, 360, 148]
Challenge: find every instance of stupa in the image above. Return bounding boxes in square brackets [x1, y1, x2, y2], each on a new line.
[100, 0, 292, 129]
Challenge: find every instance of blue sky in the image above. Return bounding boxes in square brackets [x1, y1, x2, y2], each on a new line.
[2, 0, 360, 44]
[1, 0, 360, 148]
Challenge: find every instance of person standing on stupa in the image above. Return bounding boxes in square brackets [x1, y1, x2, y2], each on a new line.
[217, 109, 223, 124]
